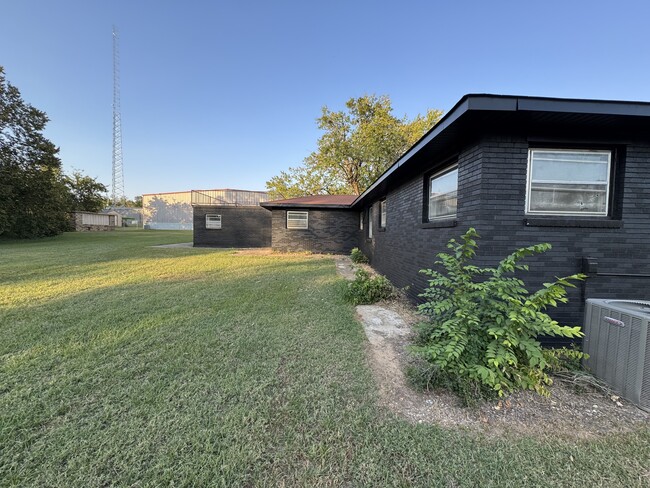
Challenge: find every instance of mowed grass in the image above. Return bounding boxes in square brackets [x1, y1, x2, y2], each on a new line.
[1, 231, 649, 487]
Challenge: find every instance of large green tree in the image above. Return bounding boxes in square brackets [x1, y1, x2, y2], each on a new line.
[65, 170, 108, 213]
[266, 95, 442, 198]
[0, 66, 72, 238]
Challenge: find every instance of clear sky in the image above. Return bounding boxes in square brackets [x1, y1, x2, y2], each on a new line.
[2, 0, 649, 197]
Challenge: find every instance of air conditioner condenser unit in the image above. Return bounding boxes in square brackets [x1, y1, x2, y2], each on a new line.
[583, 299, 650, 411]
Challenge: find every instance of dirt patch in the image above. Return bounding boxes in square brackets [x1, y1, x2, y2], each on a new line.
[231, 248, 274, 255]
[337, 255, 649, 437]
[150, 242, 194, 248]
[359, 298, 650, 439]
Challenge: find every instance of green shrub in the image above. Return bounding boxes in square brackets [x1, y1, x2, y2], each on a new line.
[543, 346, 588, 373]
[345, 268, 393, 305]
[350, 247, 369, 264]
[412, 227, 586, 402]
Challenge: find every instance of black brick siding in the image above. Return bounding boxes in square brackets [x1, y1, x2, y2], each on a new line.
[357, 136, 650, 341]
[193, 206, 271, 247]
[358, 143, 482, 301]
[271, 209, 358, 253]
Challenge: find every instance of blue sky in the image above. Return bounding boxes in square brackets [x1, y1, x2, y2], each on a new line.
[2, 0, 649, 197]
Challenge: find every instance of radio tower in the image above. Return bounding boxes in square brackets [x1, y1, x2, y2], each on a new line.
[111, 26, 125, 205]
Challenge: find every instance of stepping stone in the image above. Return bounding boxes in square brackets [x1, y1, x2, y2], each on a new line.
[356, 305, 409, 345]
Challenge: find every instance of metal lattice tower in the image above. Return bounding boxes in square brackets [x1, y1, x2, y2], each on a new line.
[111, 26, 125, 204]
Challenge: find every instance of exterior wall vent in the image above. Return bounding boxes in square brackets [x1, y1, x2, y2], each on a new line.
[583, 299, 650, 411]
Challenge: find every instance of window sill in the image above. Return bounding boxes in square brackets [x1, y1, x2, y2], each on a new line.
[377, 227, 386, 233]
[524, 218, 623, 229]
[420, 219, 457, 229]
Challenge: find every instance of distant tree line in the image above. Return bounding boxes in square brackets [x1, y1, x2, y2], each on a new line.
[0, 66, 115, 238]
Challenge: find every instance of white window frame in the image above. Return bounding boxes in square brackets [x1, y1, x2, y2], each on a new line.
[286, 211, 308, 230]
[525, 148, 611, 217]
[205, 214, 222, 229]
[368, 207, 373, 238]
[359, 212, 364, 230]
[380, 200, 387, 228]
[428, 165, 458, 221]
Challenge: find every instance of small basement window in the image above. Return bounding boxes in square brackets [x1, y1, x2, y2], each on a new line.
[428, 165, 458, 221]
[287, 211, 308, 229]
[206, 214, 222, 229]
[526, 149, 611, 216]
[379, 200, 387, 228]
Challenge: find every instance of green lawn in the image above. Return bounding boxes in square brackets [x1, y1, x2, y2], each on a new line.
[1, 230, 648, 487]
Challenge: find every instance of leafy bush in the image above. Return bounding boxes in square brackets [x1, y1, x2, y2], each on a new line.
[543, 346, 588, 373]
[412, 228, 586, 402]
[350, 247, 369, 264]
[345, 269, 393, 305]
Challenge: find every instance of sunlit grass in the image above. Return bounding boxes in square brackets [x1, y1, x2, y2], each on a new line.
[1, 230, 648, 486]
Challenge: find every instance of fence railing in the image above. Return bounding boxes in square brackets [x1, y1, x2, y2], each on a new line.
[191, 190, 269, 206]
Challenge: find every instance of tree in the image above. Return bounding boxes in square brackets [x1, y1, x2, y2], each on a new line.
[266, 95, 442, 198]
[0, 66, 71, 238]
[65, 170, 108, 213]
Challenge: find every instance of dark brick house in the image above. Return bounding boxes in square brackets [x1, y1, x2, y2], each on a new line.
[260, 94, 650, 333]
[260, 195, 357, 253]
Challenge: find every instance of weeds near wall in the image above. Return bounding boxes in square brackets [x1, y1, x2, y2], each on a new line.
[350, 247, 369, 264]
[411, 228, 587, 405]
[345, 269, 393, 305]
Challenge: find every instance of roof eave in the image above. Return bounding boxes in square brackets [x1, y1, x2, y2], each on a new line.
[260, 203, 353, 210]
[351, 93, 650, 208]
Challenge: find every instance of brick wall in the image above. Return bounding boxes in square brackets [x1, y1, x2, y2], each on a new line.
[357, 136, 650, 341]
[358, 142, 483, 300]
[193, 206, 271, 247]
[270, 209, 358, 253]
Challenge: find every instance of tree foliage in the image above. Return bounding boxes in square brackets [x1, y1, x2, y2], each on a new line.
[0, 67, 112, 238]
[0, 66, 71, 238]
[65, 170, 108, 213]
[266, 95, 442, 198]
[412, 228, 586, 403]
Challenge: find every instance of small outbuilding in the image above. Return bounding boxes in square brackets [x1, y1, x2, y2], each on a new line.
[192, 189, 271, 247]
[69, 211, 118, 231]
[260, 195, 357, 253]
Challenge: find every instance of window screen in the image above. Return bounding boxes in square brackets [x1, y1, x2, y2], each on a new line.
[527, 149, 611, 216]
[429, 166, 458, 220]
[287, 211, 308, 229]
[206, 214, 222, 229]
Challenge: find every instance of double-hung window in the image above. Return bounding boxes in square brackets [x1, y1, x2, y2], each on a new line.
[287, 211, 308, 229]
[206, 214, 222, 229]
[428, 165, 458, 221]
[526, 149, 611, 216]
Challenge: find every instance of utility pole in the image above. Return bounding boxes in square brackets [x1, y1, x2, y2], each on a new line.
[112, 25, 125, 205]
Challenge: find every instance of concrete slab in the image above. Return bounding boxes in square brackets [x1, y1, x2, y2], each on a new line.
[356, 305, 410, 345]
[334, 256, 356, 280]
